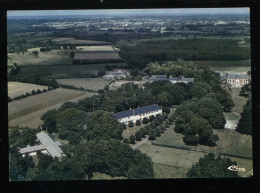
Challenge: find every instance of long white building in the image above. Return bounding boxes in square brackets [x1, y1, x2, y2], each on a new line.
[113, 104, 162, 125]
[19, 132, 65, 159]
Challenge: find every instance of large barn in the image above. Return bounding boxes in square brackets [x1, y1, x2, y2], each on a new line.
[113, 104, 162, 125]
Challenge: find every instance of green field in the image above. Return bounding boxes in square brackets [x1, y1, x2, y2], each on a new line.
[18, 63, 127, 79]
[137, 143, 205, 178]
[194, 60, 251, 74]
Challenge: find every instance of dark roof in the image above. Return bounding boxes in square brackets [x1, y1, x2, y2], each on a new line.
[227, 73, 250, 79]
[114, 104, 162, 119]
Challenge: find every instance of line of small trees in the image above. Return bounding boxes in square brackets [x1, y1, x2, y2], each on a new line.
[59, 84, 97, 93]
[8, 88, 49, 103]
[124, 111, 175, 144]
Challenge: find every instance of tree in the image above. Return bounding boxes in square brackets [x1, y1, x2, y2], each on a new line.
[236, 99, 252, 135]
[142, 117, 149, 124]
[187, 153, 239, 178]
[136, 120, 141, 126]
[41, 109, 58, 134]
[70, 51, 75, 58]
[129, 135, 136, 144]
[123, 138, 129, 144]
[37, 154, 53, 169]
[149, 115, 155, 122]
[148, 129, 156, 140]
[155, 127, 162, 136]
[135, 131, 142, 141]
[128, 121, 134, 127]
[32, 50, 39, 57]
[191, 82, 211, 99]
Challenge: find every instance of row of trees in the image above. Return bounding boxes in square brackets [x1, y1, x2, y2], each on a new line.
[8, 88, 48, 103]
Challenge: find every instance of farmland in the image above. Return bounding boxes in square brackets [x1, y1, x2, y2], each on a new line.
[76, 45, 115, 52]
[9, 49, 73, 67]
[52, 37, 110, 45]
[8, 88, 96, 128]
[18, 63, 127, 79]
[8, 82, 48, 98]
[56, 77, 111, 91]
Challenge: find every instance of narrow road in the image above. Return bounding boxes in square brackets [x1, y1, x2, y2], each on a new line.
[131, 137, 148, 149]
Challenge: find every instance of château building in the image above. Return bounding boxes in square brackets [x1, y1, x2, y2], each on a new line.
[226, 73, 250, 88]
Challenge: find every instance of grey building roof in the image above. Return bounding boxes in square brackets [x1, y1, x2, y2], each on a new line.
[19, 132, 65, 158]
[19, 144, 46, 154]
[114, 104, 162, 119]
[36, 132, 64, 158]
[150, 75, 194, 82]
[227, 73, 250, 79]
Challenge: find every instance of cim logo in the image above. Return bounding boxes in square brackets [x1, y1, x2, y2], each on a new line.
[228, 165, 246, 172]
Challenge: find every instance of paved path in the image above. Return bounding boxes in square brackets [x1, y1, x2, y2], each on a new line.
[131, 137, 148, 149]
[243, 170, 253, 177]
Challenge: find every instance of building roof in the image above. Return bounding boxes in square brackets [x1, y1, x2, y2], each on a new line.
[150, 75, 194, 82]
[19, 144, 46, 154]
[114, 104, 162, 119]
[36, 132, 64, 158]
[227, 73, 250, 79]
[19, 132, 65, 158]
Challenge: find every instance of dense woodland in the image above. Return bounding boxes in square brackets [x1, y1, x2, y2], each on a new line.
[119, 38, 250, 69]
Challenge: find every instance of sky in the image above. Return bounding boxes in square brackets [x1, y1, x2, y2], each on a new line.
[8, 8, 249, 17]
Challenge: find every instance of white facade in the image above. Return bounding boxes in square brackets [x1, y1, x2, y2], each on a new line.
[118, 109, 162, 125]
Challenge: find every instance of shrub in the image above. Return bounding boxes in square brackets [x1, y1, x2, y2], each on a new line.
[129, 135, 136, 144]
[135, 131, 142, 141]
[123, 138, 129, 144]
[128, 121, 134, 127]
[136, 120, 141, 126]
[143, 117, 149, 124]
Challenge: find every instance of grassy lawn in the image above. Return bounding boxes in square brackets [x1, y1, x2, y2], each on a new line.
[122, 124, 144, 139]
[231, 88, 248, 114]
[153, 163, 189, 178]
[137, 143, 205, 178]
